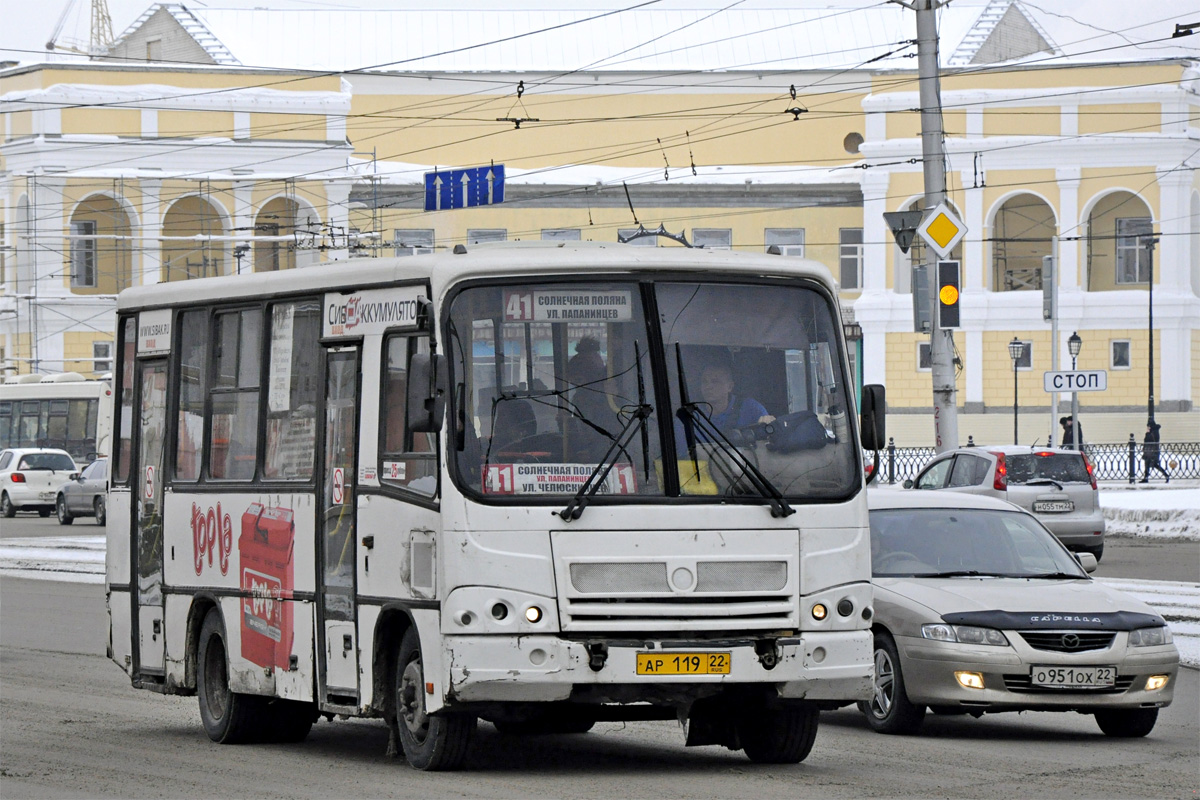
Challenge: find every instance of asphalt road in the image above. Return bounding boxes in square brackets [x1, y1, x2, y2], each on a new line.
[2, 573, 1198, 799]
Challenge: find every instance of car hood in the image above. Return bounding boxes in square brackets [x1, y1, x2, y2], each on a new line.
[874, 577, 1162, 620]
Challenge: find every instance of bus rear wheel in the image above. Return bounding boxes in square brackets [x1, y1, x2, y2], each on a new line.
[196, 609, 262, 744]
[394, 627, 475, 770]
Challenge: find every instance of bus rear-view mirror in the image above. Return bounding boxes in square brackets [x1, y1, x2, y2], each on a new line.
[407, 353, 447, 433]
[860, 383, 886, 451]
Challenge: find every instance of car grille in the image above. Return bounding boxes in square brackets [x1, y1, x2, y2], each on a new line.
[1003, 674, 1134, 694]
[1017, 631, 1115, 653]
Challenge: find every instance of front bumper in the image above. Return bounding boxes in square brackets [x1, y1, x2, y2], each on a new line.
[443, 630, 873, 704]
[898, 634, 1178, 710]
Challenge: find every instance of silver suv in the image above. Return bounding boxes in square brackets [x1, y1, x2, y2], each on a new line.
[906, 446, 1105, 560]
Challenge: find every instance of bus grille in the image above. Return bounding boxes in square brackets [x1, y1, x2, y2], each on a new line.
[562, 560, 794, 632]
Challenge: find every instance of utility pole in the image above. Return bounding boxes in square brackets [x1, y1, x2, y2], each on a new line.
[895, 0, 958, 452]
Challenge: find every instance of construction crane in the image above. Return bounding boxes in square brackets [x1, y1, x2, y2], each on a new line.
[46, 0, 114, 58]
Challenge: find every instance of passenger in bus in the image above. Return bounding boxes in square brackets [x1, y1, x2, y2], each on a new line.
[564, 338, 616, 460]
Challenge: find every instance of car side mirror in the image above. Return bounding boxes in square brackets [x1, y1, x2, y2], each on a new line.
[903, 478, 914, 489]
[1075, 552, 1098, 574]
[70, 472, 80, 481]
[859, 383, 886, 451]
[407, 353, 447, 433]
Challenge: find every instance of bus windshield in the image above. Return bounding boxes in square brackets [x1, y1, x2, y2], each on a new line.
[447, 278, 857, 502]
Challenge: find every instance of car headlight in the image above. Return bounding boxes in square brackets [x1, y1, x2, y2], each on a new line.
[1128, 626, 1172, 647]
[922, 623, 1009, 646]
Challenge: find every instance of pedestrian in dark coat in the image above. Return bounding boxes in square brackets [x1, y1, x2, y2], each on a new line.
[1059, 416, 1084, 450]
[1140, 420, 1169, 483]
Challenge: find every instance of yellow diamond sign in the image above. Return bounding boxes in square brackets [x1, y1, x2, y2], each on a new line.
[916, 202, 967, 258]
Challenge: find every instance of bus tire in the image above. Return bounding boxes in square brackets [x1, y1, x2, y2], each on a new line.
[196, 609, 262, 744]
[394, 627, 475, 770]
[57, 495, 75, 525]
[260, 698, 317, 743]
[738, 701, 819, 764]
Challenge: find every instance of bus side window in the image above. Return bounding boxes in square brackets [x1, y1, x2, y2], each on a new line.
[380, 334, 437, 497]
[175, 310, 207, 481]
[263, 300, 320, 481]
[114, 316, 136, 484]
[209, 309, 262, 481]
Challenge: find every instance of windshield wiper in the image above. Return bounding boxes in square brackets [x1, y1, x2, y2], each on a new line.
[558, 402, 652, 521]
[673, 345, 794, 519]
[917, 570, 1006, 578]
[1024, 478, 1064, 490]
[1024, 571, 1087, 580]
[559, 344, 652, 522]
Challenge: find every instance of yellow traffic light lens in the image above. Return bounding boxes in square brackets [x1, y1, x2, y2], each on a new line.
[939, 285, 959, 305]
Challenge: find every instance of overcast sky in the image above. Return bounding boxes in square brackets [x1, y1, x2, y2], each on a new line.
[2, 0, 1196, 67]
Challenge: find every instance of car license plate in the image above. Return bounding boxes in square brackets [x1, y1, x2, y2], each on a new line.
[39, 491, 56, 501]
[1034, 500, 1074, 513]
[636, 652, 731, 675]
[1031, 665, 1116, 688]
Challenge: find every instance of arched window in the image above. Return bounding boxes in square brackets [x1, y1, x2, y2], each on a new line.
[1085, 191, 1153, 292]
[162, 196, 227, 282]
[990, 194, 1056, 292]
[68, 194, 134, 294]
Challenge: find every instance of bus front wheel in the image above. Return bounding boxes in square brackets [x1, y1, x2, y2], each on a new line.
[393, 627, 475, 770]
[196, 609, 262, 744]
[738, 701, 820, 764]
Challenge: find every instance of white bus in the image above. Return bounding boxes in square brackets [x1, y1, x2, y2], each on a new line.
[0, 373, 114, 464]
[105, 242, 886, 770]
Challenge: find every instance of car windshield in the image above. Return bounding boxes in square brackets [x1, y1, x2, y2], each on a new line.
[1007, 453, 1089, 484]
[869, 508, 1088, 578]
[17, 452, 75, 471]
[447, 279, 857, 501]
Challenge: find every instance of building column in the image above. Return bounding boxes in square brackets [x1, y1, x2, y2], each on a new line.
[233, 181, 254, 275]
[961, 170, 985, 292]
[324, 181, 352, 262]
[861, 172, 889, 293]
[1156, 166, 1190, 292]
[1056, 168, 1081, 290]
[139, 179, 163, 286]
[965, 329, 983, 411]
[27, 176, 66, 373]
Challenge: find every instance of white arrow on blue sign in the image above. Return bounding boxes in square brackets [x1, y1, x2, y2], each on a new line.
[424, 165, 505, 211]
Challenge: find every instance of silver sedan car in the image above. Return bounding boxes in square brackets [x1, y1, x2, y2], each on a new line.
[862, 490, 1178, 737]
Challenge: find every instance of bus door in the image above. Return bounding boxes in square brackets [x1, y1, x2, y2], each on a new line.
[318, 347, 361, 702]
[132, 359, 168, 675]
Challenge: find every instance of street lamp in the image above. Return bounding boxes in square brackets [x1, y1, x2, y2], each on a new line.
[1068, 332, 1082, 450]
[1142, 234, 1158, 425]
[1008, 337, 1024, 445]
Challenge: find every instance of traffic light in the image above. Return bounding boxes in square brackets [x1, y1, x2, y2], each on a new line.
[937, 260, 960, 329]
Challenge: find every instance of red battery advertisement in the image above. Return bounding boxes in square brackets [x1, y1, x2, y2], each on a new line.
[239, 503, 295, 670]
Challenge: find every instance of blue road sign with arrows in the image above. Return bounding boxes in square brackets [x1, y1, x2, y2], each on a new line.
[424, 165, 505, 211]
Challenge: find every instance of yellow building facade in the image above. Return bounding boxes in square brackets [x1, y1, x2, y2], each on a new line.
[2, 2, 1196, 445]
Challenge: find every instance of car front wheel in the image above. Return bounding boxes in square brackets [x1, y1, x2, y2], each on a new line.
[858, 632, 926, 734]
[94, 496, 106, 526]
[1095, 707, 1158, 738]
[57, 495, 75, 525]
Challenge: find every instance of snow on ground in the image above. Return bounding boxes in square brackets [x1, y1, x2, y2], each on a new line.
[1099, 483, 1200, 541]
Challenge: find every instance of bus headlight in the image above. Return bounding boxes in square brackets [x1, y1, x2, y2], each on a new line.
[525, 605, 543, 623]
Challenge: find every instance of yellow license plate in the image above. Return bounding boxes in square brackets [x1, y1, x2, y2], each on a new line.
[636, 652, 731, 675]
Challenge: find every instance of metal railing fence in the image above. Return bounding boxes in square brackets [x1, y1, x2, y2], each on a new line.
[867, 438, 1200, 485]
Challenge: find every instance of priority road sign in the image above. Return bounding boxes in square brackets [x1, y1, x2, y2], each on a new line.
[424, 165, 505, 211]
[917, 202, 967, 258]
[1043, 370, 1108, 393]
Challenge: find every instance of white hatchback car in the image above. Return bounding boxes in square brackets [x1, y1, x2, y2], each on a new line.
[0, 448, 79, 518]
